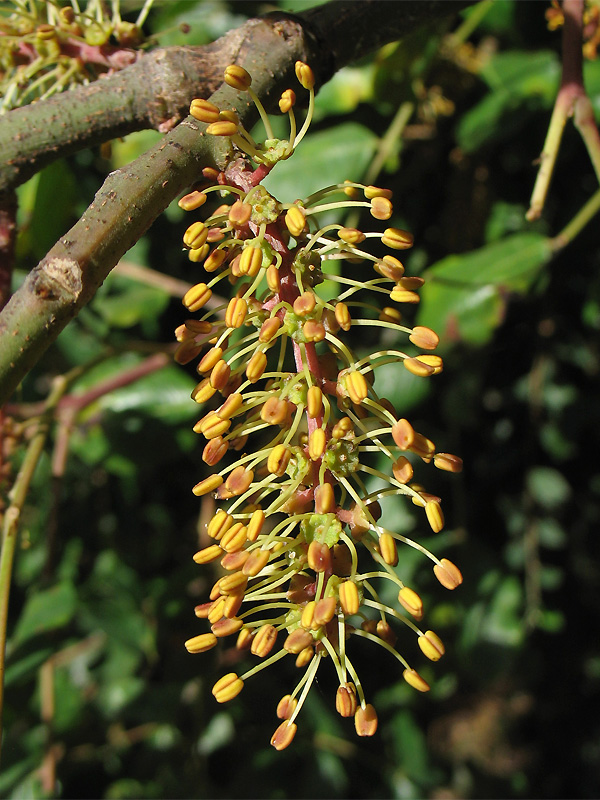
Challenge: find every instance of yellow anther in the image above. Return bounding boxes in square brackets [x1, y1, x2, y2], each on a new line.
[364, 186, 393, 200]
[285, 205, 306, 237]
[313, 596, 336, 626]
[185, 633, 218, 653]
[271, 721, 297, 751]
[392, 418, 415, 450]
[418, 630, 445, 661]
[398, 586, 424, 620]
[382, 227, 414, 250]
[188, 244, 210, 263]
[216, 392, 243, 420]
[193, 544, 223, 564]
[174, 340, 202, 365]
[379, 532, 398, 566]
[415, 354, 443, 374]
[409, 326, 440, 350]
[392, 456, 413, 484]
[303, 320, 326, 342]
[339, 580, 360, 616]
[379, 306, 402, 324]
[224, 466, 254, 497]
[212, 673, 244, 703]
[210, 359, 231, 391]
[295, 646, 314, 668]
[332, 416, 353, 439]
[307, 540, 331, 573]
[308, 427, 326, 460]
[218, 571, 248, 596]
[260, 397, 288, 425]
[207, 510, 233, 540]
[390, 287, 420, 304]
[204, 248, 228, 273]
[283, 628, 313, 654]
[403, 668, 430, 692]
[376, 254, 405, 281]
[178, 190, 208, 211]
[259, 316, 282, 342]
[338, 227, 366, 244]
[192, 474, 223, 497]
[334, 302, 352, 331]
[301, 600, 316, 629]
[336, 684, 358, 717]
[246, 508, 265, 542]
[293, 292, 316, 316]
[307, 385, 323, 418]
[240, 245, 264, 276]
[220, 523, 248, 553]
[276, 695, 298, 720]
[251, 624, 278, 657]
[266, 263, 281, 292]
[197, 346, 223, 374]
[183, 221, 208, 250]
[434, 558, 463, 590]
[344, 371, 368, 404]
[267, 444, 291, 476]
[191, 378, 217, 404]
[246, 351, 267, 382]
[182, 282, 212, 312]
[295, 61, 315, 90]
[434, 452, 464, 473]
[314, 483, 335, 514]
[224, 64, 252, 90]
[403, 357, 435, 377]
[425, 500, 445, 532]
[206, 120, 240, 137]
[242, 548, 270, 577]
[189, 98, 221, 123]
[370, 196, 393, 220]
[355, 704, 378, 736]
[279, 88, 296, 113]
[225, 297, 248, 329]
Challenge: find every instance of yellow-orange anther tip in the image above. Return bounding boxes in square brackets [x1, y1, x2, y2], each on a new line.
[212, 673, 244, 703]
[224, 64, 252, 90]
[206, 120, 239, 137]
[434, 558, 463, 590]
[403, 668, 430, 692]
[184, 633, 218, 653]
[382, 227, 414, 250]
[271, 720, 298, 750]
[418, 630, 446, 661]
[192, 474, 223, 496]
[425, 500, 445, 533]
[295, 61, 315, 90]
[355, 704, 378, 736]
[398, 586, 424, 620]
[279, 88, 296, 113]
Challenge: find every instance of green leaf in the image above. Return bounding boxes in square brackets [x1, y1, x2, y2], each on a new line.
[527, 467, 571, 510]
[418, 233, 552, 347]
[12, 581, 78, 646]
[457, 50, 560, 151]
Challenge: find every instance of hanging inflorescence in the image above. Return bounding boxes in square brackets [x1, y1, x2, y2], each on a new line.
[178, 62, 463, 750]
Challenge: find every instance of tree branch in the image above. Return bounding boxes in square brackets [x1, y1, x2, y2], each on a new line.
[0, 1, 472, 405]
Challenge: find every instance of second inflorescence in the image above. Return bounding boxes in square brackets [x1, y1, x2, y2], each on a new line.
[178, 62, 463, 750]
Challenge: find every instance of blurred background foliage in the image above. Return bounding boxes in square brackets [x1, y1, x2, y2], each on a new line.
[2, 0, 600, 797]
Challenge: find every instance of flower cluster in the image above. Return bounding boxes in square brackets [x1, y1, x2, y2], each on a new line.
[179, 62, 463, 750]
[0, 0, 154, 111]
